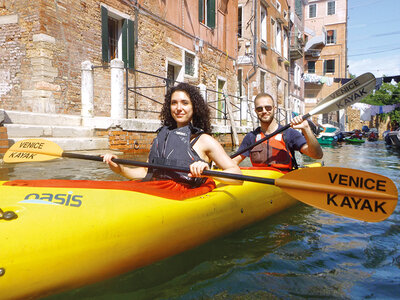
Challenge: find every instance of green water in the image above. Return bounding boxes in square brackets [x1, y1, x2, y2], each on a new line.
[1, 141, 400, 299]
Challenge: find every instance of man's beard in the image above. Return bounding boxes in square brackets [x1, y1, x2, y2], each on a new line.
[258, 114, 273, 124]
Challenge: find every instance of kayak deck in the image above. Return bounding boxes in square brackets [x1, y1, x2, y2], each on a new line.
[0, 169, 298, 299]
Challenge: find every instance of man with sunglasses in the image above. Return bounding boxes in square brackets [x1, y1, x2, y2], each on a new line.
[233, 93, 323, 172]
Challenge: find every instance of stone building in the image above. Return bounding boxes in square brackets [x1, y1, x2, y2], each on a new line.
[237, 0, 290, 124]
[303, 0, 348, 129]
[287, 0, 307, 118]
[0, 0, 243, 151]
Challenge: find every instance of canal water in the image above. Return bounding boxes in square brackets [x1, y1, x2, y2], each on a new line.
[1, 140, 400, 299]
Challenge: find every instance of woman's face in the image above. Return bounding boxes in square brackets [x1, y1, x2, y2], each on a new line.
[170, 90, 193, 127]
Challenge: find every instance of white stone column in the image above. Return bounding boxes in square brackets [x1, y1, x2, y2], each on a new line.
[110, 59, 125, 119]
[81, 61, 94, 118]
[198, 83, 207, 102]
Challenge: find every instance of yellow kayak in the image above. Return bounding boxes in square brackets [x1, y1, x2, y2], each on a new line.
[0, 168, 303, 299]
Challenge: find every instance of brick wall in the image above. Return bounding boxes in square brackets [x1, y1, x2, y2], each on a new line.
[0, 126, 8, 154]
[104, 128, 245, 154]
[1, 0, 238, 123]
[347, 106, 391, 138]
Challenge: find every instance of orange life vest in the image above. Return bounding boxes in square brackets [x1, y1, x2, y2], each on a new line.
[249, 130, 296, 171]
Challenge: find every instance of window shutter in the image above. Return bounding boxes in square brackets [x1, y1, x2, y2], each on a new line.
[122, 19, 128, 68]
[333, 30, 337, 44]
[199, 0, 204, 23]
[128, 19, 135, 69]
[101, 6, 109, 63]
[207, 0, 216, 28]
[295, 0, 302, 19]
[323, 60, 327, 74]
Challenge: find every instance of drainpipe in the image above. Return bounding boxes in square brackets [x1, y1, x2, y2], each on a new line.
[246, 0, 258, 84]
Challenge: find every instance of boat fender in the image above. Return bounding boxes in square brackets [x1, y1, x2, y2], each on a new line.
[0, 208, 18, 221]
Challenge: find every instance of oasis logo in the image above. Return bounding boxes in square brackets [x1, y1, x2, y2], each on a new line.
[22, 191, 83, 207]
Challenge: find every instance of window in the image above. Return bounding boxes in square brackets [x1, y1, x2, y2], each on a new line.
[324, 59, 335, 74]
[199, 0, 216, 29]
[217, 79, 226, 120]
[294, 64, 301, 86]
[295, 0, 302, 19]
[237, 69, 243, 97]
[167, 64, 175, 86]
[101, 6, 134, 68]
[276, 0, 281, 12]
[275, 23, 281, 54]
[309, 3, 316, 18]
[260, 5, 267, 43]
[283, 30, 288, 59]
[167, 62, 182, 87]
[185, 52, 195, 76]
[238, 6, 243, 38]
[108, 17, 119, 61]
[308, 61, 316, 74]
[326, 29, 336, 44]
[327, 1, 335, 15]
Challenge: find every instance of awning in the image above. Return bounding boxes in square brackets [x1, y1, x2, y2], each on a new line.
[305, 35, 325, 52]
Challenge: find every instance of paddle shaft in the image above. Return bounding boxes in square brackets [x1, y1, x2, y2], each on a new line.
[62, 152, 276, 185]
[230, 113, 310, 158]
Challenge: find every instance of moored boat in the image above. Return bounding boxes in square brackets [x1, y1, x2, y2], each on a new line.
[344, 137, 365, 144]
[384, 130, 400, 148]
[0, 168, 304, 299]
[317, 124, 341, 145]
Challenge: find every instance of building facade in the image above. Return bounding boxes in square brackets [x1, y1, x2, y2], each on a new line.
[303, 0, 348, 129]
[288, 0, 307, 118]
[238, 0, 290, 125]
[0, 0, 239, 124]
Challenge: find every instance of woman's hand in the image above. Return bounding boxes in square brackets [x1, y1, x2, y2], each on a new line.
[101, 153, 124, 175]
[188, 161, 210, 178]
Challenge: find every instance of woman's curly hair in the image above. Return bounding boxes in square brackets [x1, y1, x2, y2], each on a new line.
[160, 82, 212, 134]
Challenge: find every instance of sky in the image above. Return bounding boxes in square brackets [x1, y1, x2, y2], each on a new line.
[347, 0, 400, 78]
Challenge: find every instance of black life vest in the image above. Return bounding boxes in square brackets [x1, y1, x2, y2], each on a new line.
[144, 124, 207, 187]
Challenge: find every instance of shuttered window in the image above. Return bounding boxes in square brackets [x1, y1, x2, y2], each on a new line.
[308, 61, 316, 74]
[295, 0, 302, 19]
[327, 1, 336, 15]
[309, 3, 316, 18]
[326, 29, 336, 44]
[101, 6, 135, 68]
[324, 59, 335, 74]
[199, 0, 216, 29]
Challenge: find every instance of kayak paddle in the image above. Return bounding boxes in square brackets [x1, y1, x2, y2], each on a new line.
[231, 72, 376, 158]
[4, 138, 397, 222]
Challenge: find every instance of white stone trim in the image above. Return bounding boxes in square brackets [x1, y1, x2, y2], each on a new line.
[0, 14, 18, 25]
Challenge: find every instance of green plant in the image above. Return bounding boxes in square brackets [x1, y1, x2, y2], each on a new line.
[362, 80, 400, 124]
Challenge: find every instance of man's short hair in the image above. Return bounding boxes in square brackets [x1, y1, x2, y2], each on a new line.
[254, 93, 275, 106]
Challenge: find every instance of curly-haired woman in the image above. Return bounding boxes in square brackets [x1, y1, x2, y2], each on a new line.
[102, 82, 242, 191]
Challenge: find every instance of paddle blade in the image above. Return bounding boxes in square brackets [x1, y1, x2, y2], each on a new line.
[308, 72, 376, 116]
[4, 139, 63, 163]
[276, 167, 398, 222]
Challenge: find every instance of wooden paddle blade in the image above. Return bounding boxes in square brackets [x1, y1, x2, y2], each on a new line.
[4, 139, 63, 163]
[308, 73, 376, 116]
[276, 167, 398, 222]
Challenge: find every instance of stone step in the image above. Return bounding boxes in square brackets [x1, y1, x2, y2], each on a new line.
[10, 137, 109, 151]
[2, 110, 82, 126]
[5, 124, 94, 138]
